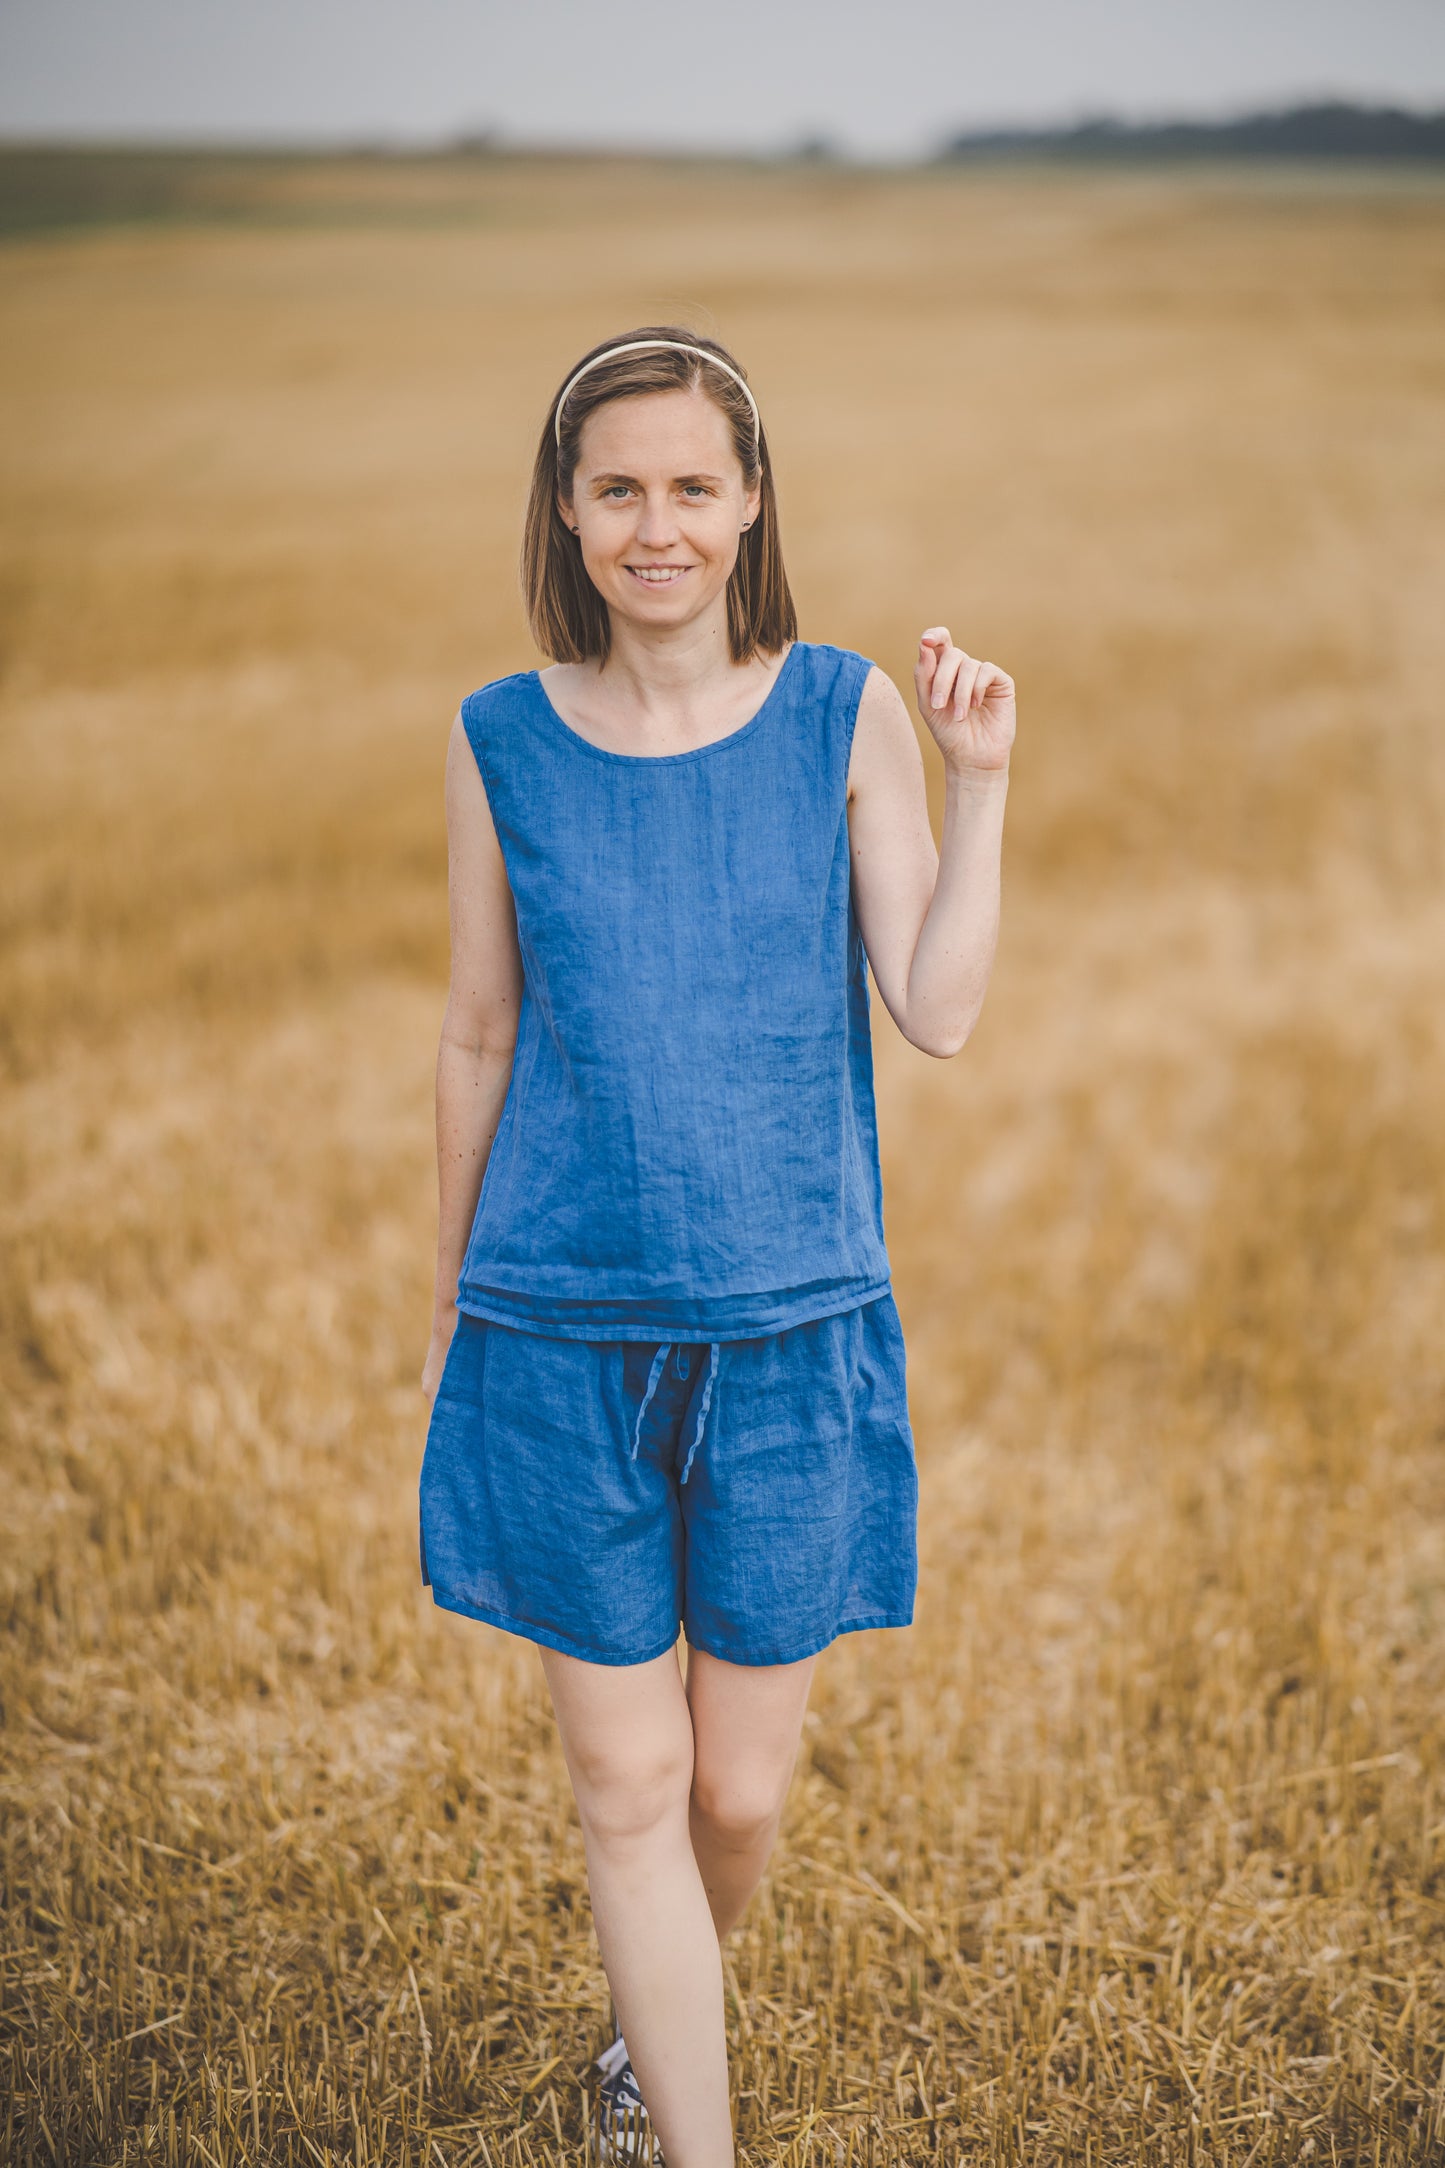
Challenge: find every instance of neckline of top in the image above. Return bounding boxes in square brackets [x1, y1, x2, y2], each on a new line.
[526, 641, 801, 767]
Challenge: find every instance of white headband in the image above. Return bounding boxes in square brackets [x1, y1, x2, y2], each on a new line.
[553, 339, 761, 450]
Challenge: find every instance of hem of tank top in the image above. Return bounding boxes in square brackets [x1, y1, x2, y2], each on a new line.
[451, 1276, 894, 1343]
[522, 638, 806, 767]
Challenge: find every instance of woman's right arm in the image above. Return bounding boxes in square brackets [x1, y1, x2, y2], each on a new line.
[421, 711, 525, 1404]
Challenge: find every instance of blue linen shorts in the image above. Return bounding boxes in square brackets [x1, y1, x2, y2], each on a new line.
[418, 1293, 917, 1668]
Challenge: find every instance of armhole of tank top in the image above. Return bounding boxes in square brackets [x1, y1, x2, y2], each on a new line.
[458, 683, 505, 829]
[840, 650, 881, 780]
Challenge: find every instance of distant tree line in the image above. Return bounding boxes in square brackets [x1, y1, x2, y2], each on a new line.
[937, 101, 1445, 163]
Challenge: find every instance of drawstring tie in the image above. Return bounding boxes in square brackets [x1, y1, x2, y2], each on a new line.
[630, 1341, 721, 1484]
[630, 1346, 669, 1460]
[679, 1343, 720, 1485]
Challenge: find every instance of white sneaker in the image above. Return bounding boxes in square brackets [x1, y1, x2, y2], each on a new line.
[594, 2034, 663, 2164]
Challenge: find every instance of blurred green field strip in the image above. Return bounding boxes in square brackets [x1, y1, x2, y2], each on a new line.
[0, 144, 881, 240]
[0, 146, 534, 238]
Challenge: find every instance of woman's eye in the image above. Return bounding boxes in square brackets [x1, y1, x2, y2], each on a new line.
[682, 485, 708, 499]
[604, 485, 631, 499]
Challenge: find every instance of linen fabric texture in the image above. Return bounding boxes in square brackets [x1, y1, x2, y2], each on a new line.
[454, 640, 892, 1341]
[420, 637, 919, 1667]
[419, 1296, 917, 1667]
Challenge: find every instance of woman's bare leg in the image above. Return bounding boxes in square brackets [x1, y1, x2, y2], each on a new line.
[538, 1644, 732, 2168]
[685, 1647, 819, 1939]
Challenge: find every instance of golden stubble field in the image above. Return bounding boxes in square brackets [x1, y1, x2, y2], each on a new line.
[3, 153, 1445, 2166]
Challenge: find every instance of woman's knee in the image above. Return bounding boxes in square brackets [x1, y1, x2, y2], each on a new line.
[571, 1732, 695, 1850]
[690, 1758, 788, 1850]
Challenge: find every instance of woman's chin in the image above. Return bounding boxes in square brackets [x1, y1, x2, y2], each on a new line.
[608, 581, 719, 632]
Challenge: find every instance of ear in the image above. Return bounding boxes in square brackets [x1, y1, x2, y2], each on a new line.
[555, 487, 576, 531]
[743, 472, 764, 530]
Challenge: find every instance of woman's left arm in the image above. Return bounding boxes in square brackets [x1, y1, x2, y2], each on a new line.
[847, 627, 1016, 1058]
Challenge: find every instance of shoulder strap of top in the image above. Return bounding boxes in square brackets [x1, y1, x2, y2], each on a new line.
[458, 672, 539, 824]
[788, 641, 877, 772]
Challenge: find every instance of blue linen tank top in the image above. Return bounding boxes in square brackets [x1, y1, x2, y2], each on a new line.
[454, 639, 892, 1342]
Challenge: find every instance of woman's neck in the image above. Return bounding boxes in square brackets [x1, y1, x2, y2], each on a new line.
[540, 608, 789, 757]
[595, 611, 746, 727]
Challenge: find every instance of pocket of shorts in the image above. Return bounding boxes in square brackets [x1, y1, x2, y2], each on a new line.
[868, 1290, 908, 1371]
[435, 1311, 490, 1407]
[856, 1292, 912, 1437]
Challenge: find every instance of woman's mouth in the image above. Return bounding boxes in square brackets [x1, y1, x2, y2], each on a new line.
[625, 565, 691, 585]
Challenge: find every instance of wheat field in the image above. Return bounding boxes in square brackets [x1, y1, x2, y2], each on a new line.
[2, 152, 1444, 2166]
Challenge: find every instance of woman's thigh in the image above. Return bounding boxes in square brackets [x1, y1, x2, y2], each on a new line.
[538, 1641, 816, 1836]
[539, 1644, 696, 1840]
[685, 1646, 819, 1826]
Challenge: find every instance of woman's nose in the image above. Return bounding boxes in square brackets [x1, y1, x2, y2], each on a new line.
[633, 493, 680, 545]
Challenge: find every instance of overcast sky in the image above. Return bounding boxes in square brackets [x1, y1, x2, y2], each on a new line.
[2, 0, 1443, 161]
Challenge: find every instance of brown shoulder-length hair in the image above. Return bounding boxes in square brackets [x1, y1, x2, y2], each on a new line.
[522, 325, 797, 667]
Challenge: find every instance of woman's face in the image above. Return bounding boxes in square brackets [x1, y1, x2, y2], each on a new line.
[560, 388, 762, 642]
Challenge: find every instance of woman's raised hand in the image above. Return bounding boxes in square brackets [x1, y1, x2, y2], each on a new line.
[914, 628, 1016, 773]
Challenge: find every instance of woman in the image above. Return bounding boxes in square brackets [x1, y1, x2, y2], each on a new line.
[418, 327, 1014, 2167]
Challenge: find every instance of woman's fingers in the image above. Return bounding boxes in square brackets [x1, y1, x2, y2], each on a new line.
[914, 649, 939, 706]
[918, 632, 1011, 726]
[914, 627, 949, 707]
[931, 648, 973, 718]
[973, 661, 1014, 708]
[922, 640, 966, 715]
[951, 657, 982, 719]
[933, 655, 964, 713]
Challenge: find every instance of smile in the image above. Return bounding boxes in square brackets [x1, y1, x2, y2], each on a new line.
[625, 566, 692, 585]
